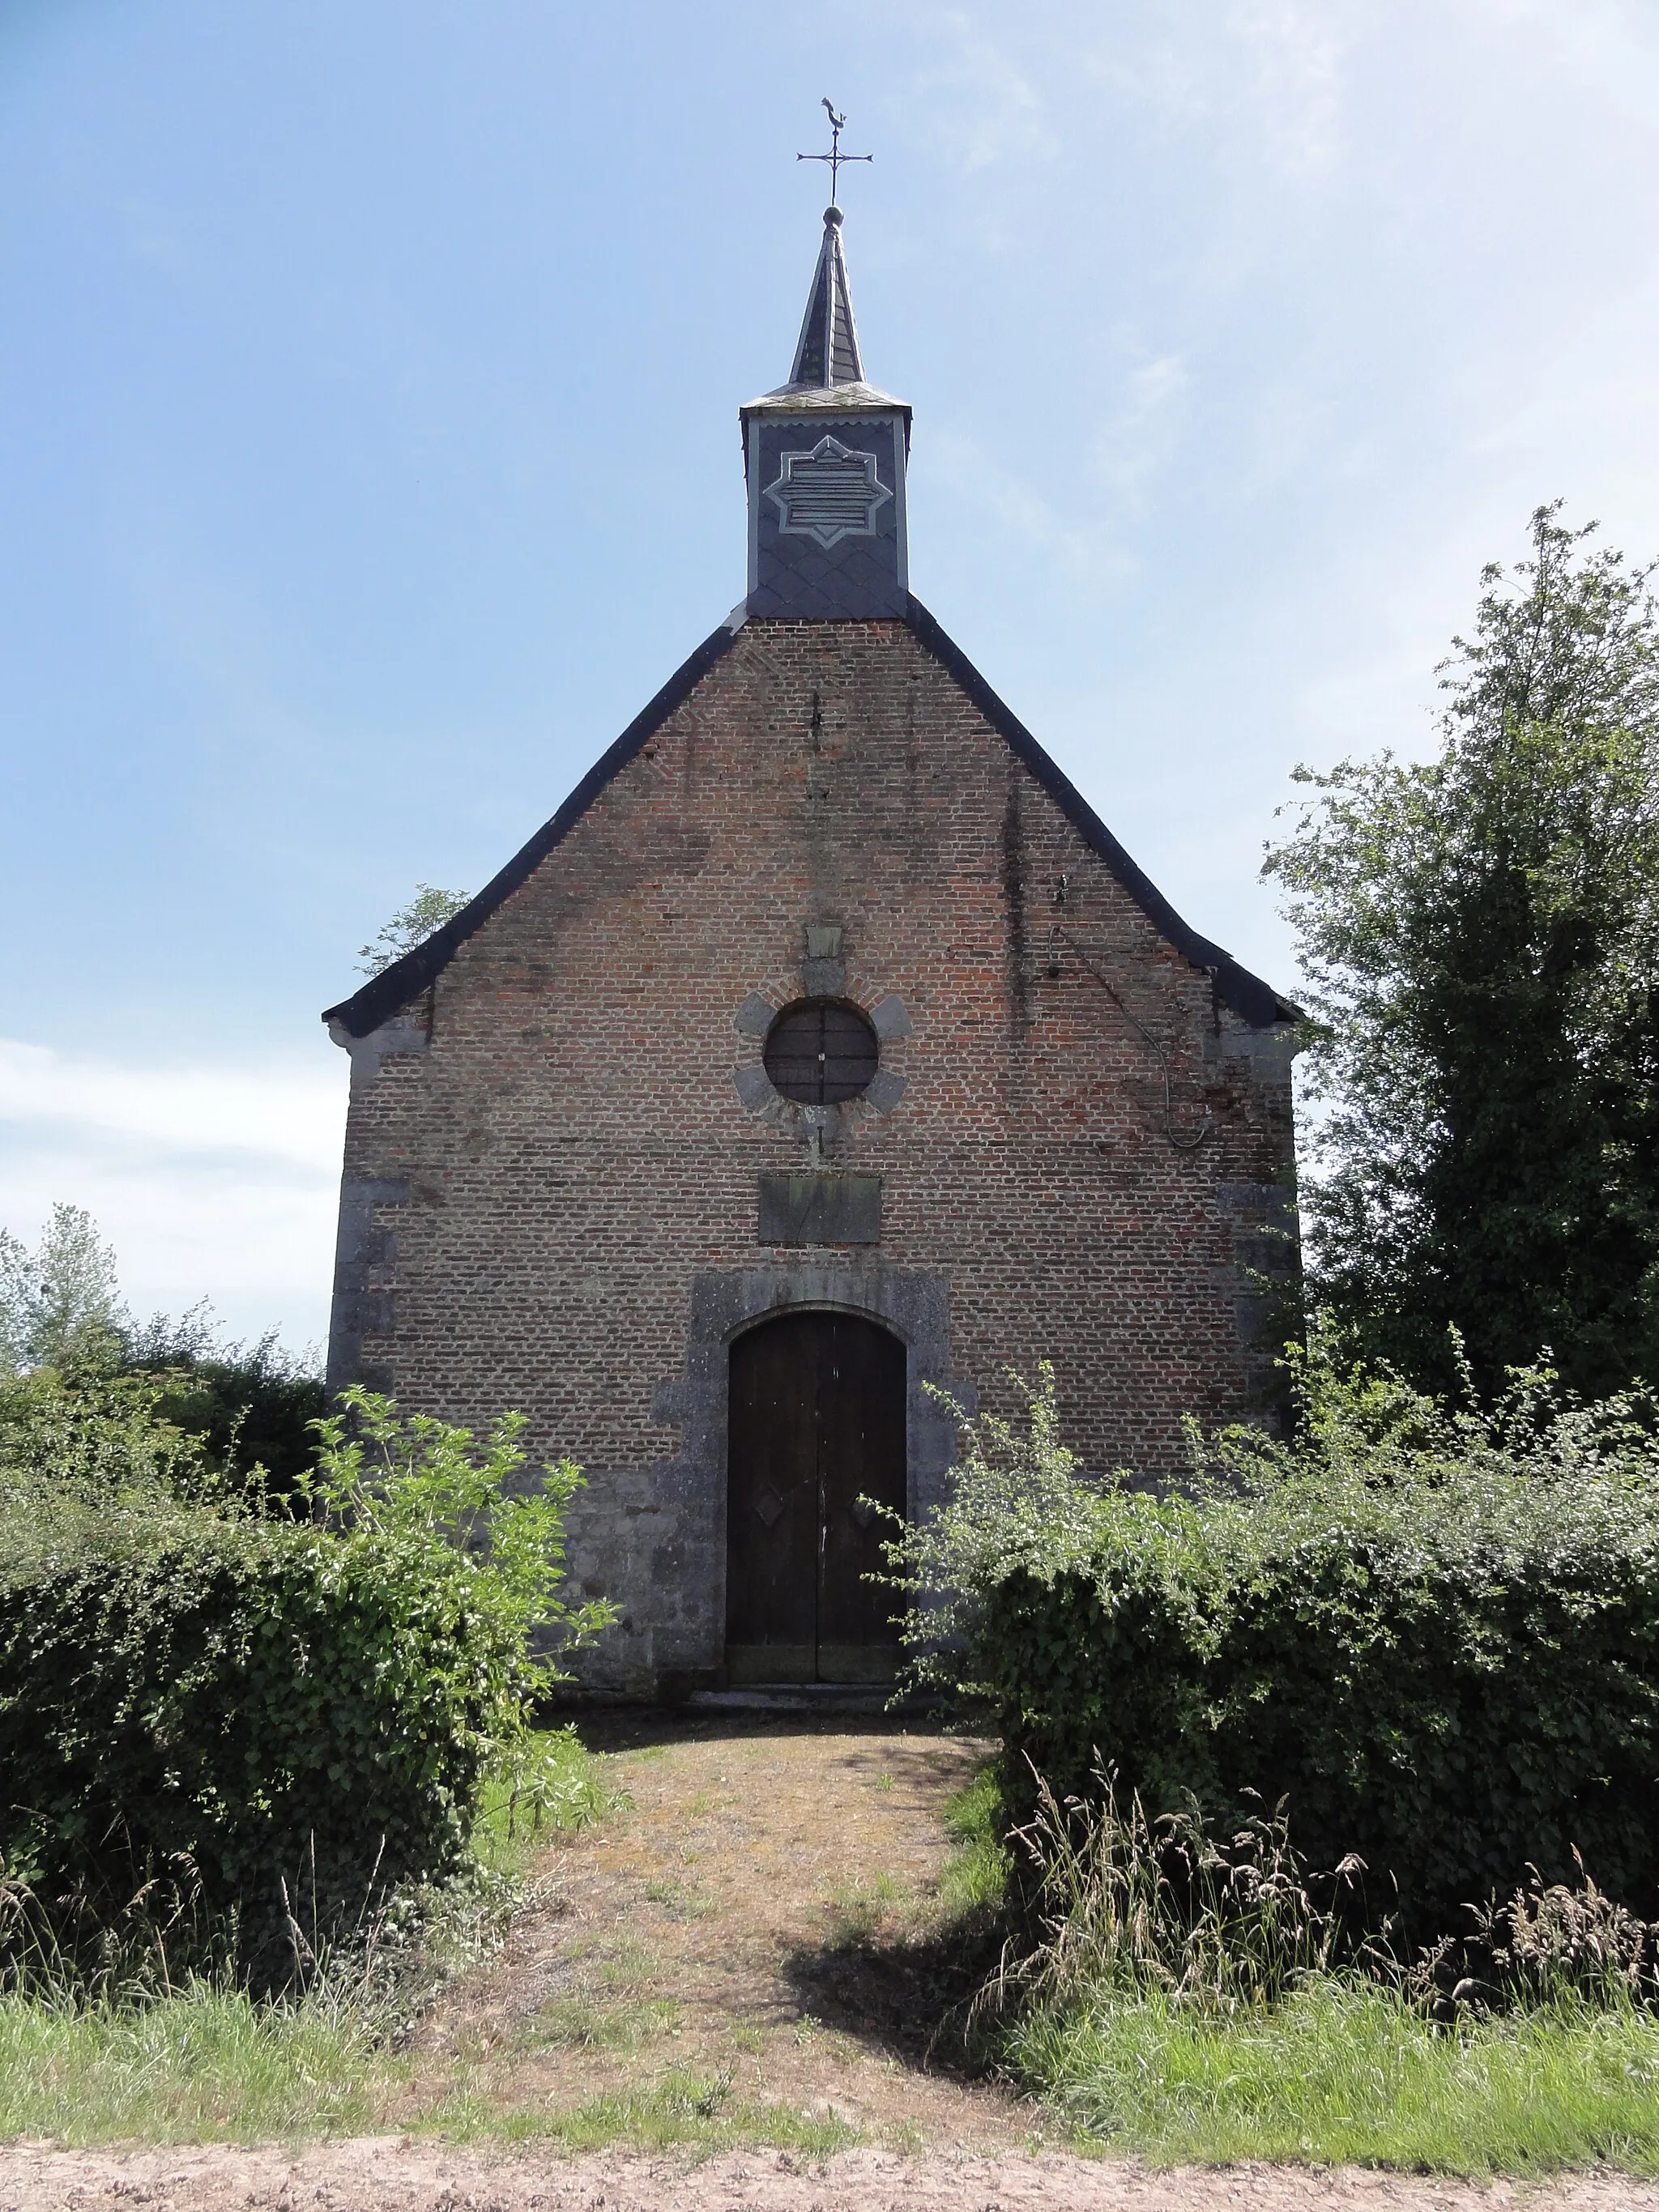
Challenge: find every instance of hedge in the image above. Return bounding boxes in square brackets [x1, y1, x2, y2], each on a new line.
[896, 1356, 1659, 1941]
[0, 1371, 609, 1967]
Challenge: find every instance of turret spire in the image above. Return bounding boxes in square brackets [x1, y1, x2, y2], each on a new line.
[789, 207, 864, 387]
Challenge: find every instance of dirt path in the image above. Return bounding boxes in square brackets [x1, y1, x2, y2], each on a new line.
[401, 1711, 1018, 2145]
[2, 2138, 1653, 2210]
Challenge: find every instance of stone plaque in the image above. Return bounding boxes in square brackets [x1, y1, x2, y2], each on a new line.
[757, 1173, 882, 1247]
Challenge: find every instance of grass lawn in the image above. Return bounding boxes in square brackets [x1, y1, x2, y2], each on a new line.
[1008, 1980, 1659, 2174]
[0, 1978, 858, 2157]
[0, 1982, 384, 2145]
[0, 1728, 611, 2147]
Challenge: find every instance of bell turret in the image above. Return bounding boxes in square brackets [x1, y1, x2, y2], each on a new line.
[740, 204, 911, 620]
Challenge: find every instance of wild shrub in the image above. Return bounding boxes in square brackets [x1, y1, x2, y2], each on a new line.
[0, 1373, 612, 1978]
[889, 1349, 1659, 1941]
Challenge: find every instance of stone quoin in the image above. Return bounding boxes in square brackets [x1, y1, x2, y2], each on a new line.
[322, 180, 1299, 1698]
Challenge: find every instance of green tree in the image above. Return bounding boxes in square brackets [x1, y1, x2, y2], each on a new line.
[1, 1204, 322, 1496]
[124, 1304, 325, 1502]
[357, 882, 471, 977]
[0, 1204, 127, 1372]
[1266, 505, 1659, 1399]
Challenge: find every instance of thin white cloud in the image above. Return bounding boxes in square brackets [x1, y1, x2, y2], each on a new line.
[1090, 353, 1193, 504]
[1038, 0, 1355, 177]
[898, 6, 1056, 175]
[922, 424, 1139, 595]
[1222, 0, 1352, 176]
[0, 1039, 344, 1351]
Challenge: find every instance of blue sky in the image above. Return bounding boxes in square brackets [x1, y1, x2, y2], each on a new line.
[4, 0, 1659, 1349]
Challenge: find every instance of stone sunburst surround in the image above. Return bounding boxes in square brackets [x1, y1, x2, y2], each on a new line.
[765, 435, 893, 548]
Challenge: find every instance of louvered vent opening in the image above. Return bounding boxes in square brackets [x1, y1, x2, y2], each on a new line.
[781, 455, 877, 531]
[764, 999, 880, 1105]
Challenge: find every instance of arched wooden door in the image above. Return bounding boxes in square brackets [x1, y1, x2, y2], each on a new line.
[726, 1311, 906, 1685]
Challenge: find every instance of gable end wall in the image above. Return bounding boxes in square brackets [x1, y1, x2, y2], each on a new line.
[327, 617, 1296, 1691]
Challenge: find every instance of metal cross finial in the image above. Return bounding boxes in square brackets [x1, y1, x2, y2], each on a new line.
[797, 98, 872, 207]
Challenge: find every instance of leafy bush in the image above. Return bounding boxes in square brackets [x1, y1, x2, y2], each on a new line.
[0, 1374, 612, 1974]
[122, 1309, 325, 1502]
[892, 1351, 1659, 1941]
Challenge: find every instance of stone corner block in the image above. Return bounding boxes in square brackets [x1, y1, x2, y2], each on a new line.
[866, 1068, 907, 1115]
[734, 1063, 777, 1113]
[870, 993, 912, 1040]
[734, 991, 776, 1038]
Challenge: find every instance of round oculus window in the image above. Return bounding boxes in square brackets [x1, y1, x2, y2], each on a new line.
[763, 998, 880, 1105]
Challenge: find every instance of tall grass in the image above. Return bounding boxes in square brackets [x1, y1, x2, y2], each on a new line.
[0, 1982, 385, 2143]
[979, 1764, 1659, 2172]
[984, 1768, 1359, 2019]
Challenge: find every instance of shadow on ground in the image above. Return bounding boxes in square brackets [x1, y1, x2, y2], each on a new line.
[778, 1906, 1007, 2073]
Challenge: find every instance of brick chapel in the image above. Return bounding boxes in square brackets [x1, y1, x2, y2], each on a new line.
[322, 193, 1299, 1697]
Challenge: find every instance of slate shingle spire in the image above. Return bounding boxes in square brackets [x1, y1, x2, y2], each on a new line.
[789, 207, 864, 389]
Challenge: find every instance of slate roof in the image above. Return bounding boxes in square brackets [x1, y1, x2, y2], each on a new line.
[740, 379, 911, 418]
[323, 600, 1298, 1041]
[790, 206, 864, 387]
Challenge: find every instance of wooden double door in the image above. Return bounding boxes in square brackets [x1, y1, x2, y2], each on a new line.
[725, 1311, 906, 1684]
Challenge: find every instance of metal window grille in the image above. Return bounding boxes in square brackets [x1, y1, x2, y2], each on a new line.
[763, 999, 880, 1105]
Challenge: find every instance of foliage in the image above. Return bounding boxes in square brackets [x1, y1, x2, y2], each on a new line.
[1265, 504, 1659, 1400]
[890, 1353, 1659, 1941]
[0, 1204, 126, 1373]
[936, 1766, 1013, 1919]
[0, 1203, 322, 1502]
[475, 1727, 623, 1861]
[357, 883, 471, 978]
[986, 1760, 1659, 2168]
[0, 1375, 613, 1975]
[122, 1306, 325, 1502]
[0, 1359, 214, 1501]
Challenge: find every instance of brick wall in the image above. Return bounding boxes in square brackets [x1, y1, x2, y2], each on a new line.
[330, 616, 1296, 1690]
